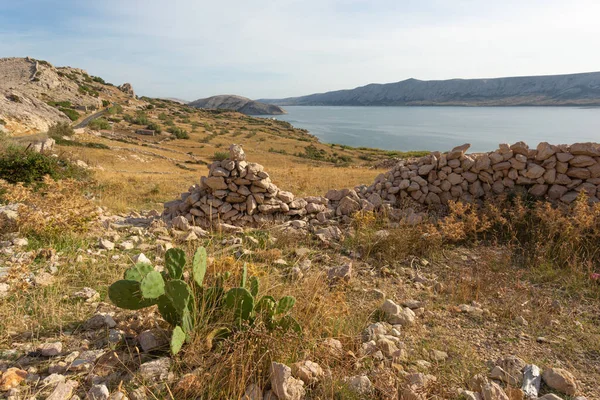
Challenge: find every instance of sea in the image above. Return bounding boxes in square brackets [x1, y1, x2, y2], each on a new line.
[260, 106, 600, 153]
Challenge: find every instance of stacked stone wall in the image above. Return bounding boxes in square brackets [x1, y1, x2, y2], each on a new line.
[164, 142, 600, 230]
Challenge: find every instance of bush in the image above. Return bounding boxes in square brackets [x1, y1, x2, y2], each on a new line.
[131, 111, 149, 125]
[53, 137, 109, 149]
[102, 100, 110, 107]
[59, 108, 80, 121]
[213, 151, 229, 161]
[92, 76, 106, 84]
[88, 118, 110, 130]
[0, 145, 89, 185]
[47, 101, 72, 108]
[158, 112, 168, 121]
[48, 122, 74, 138]
[146, 122, 162, 133]
[107, 104, 123, 115]
[167, 127, 189, 139]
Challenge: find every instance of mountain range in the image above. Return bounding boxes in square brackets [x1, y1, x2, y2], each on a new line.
[259, 72, 600, 107]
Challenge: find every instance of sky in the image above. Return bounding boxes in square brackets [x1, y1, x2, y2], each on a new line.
[1, 0, 599, 100]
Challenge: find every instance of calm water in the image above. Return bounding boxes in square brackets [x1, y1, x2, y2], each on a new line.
[262, 106, 600, 152]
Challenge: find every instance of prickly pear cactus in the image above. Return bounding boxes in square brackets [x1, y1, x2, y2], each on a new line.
[140, 271, 166, 299]
[165, 248, 186, 280]
[123, 263, 154, 282]
[108, 280, 157, 310]
[225, 287, 255, 324]
[192, 247, 207, 286]
[170, 326, 186, 354]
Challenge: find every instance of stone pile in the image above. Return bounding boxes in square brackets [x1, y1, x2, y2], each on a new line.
[163, 145, 335, 228]
[355, 141, 600, 207]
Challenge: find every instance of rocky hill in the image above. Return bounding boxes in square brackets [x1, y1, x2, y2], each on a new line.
[261, 71, 600, 106]
[188, 95, 286, 115]
[0, 57, 133, 135]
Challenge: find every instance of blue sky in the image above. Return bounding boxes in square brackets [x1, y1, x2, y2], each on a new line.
[1, 0, 599, 100]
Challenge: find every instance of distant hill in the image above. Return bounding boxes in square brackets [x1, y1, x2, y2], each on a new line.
[260, 72, 600, 107]
[188, 95, 286, 115]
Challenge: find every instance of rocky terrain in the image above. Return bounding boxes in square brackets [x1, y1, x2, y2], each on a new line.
[0, 57, 134, 135]
[0, 58, 598, 400]
[0, 139, 598, 399]
[261, 72, 600, 106]
[188, 95, 286, 115]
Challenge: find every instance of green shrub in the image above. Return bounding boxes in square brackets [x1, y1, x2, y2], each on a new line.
[131, 111, 149, 125]
[78, 84, 99, 97]
[108, 247, 300, 355]
[107, 104, 123, 115]
[88, 118, 111, 130]
[0, 119, 6, 126]
[53, 137, 110, 149]
[59, 108, 80, 121]
[213, 151, 229, 161]
[48, 122, 74, 138]
[47, 101, 72, 108]
[158, 112, 168, 121]
[0, 145, 89, 185]
[92, 76, 106, 84]
[146, 122, 162, 133]
[167, 127, 189, 139]
[102, 100, 110, 107]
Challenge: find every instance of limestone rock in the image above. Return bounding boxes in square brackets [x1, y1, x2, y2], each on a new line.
[542, 368, 578, 396]
[47, 380, 79, 400]
[86, 384, 110, 400]
[37, 341, 62, 357]
[291, 360, 324, 385]
[345, 375, 373, 395]
[270, 362, 305, 400]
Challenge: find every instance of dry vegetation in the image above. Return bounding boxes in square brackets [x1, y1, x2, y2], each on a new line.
[0, 97, 598, 399]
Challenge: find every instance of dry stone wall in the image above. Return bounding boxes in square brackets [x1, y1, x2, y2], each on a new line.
[163, 142, 600, 230]
[354, 142, 600, 207]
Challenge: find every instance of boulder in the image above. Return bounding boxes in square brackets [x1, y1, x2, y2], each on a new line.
[542, 368, 578, 396]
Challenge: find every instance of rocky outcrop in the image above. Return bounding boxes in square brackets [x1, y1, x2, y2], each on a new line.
[188, 95, 286, 115]
[261, 71, 600, 106]
[118, 83, 135, 98]
[0, 57, 104, 134]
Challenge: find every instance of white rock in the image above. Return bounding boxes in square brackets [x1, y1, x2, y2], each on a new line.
[291, 360, 324, 385]
[132, 253, 152, 265]
[38, 342, 62, 357]
[98, 239, 115, 250]
[345, 375, 372, 395]
[270, 362, 305, 400]
[86, 384, 110, 400]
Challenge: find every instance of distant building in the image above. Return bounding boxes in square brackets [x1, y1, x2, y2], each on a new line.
[136, 129, 155, 136]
